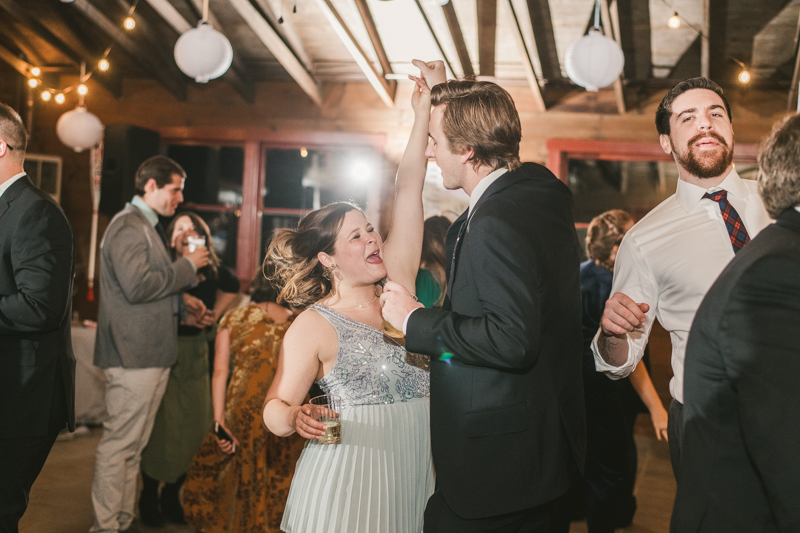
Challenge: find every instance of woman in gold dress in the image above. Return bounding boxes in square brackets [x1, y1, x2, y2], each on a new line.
[183, 272, 305, 533]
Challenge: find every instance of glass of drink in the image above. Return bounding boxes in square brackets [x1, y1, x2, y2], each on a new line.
[310, 394, 342, 444]
[187, 235, 206, 253]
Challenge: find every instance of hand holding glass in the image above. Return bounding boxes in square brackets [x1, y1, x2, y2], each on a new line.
[310, 394, 342, 444]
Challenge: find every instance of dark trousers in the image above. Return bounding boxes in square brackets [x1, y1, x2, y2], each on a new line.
[424, 489, 558, 533]
[0, 430, 61, 533]
[667, 399, 683, 478]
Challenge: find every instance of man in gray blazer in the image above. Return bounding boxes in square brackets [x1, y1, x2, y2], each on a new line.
[90, 156, 208, 533]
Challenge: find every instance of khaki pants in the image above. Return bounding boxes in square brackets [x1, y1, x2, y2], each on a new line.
[90, 367, 170, 533]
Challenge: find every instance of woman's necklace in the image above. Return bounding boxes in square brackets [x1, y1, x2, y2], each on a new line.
[325, 288, 379, 310]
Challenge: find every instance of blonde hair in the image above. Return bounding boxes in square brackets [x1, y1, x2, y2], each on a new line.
[758, 113, 800, 219]
[265, 202, 361, 310]
[585, 209, 632, 270]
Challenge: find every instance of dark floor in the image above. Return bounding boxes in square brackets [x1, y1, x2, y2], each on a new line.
[19, 423, 674, 533]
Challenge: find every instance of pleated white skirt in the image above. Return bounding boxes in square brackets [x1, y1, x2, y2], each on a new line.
[281, 397, 434, 533]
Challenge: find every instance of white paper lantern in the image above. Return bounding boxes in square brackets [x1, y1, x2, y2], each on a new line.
[174, 21, 233, 83]
[565, 28, 625, 92]
[56, 106, 104, 153]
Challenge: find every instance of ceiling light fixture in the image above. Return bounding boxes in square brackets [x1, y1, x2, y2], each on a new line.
[738, 69, 751, 84]
[668, 12, 680, 29]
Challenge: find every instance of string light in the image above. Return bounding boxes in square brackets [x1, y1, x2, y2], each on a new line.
[27, 78, 39, 88]
[78, 84, 88, 95]
[738, 70, 751, 84]
[300, 147, 308, 158]
[123, 16, 136, 30]
[55, 93, 66, 104]
[30, 67, 41, 76]
[668, 12, 681, 29]
[98, 58, 110, 71]
[41, 91, 52, 102]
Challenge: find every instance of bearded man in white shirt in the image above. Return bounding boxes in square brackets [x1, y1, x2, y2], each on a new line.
[592, 77, 771, 476]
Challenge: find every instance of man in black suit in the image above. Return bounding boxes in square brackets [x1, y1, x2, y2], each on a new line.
[381, 76, 585, 532]
[0, 103, 75, 532]
[672, 113, 800, 531]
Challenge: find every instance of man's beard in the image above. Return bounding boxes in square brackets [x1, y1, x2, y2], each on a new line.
[674, 132, 733, 179]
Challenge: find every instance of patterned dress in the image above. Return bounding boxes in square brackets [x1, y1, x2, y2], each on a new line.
[183, 305, 306, 533]
[280, 304, 434, 533]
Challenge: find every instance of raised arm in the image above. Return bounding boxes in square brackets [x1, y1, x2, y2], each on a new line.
[381, 60, 446, 293]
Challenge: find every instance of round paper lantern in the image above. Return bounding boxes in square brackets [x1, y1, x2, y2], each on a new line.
[56, 106, 104, 153]
[174, 21, 233, 83]
[565, 28, 625, 92]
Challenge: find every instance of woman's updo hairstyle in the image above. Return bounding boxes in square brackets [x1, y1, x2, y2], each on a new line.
[265, 201, 362, 309]
[585, 209, 632, 271]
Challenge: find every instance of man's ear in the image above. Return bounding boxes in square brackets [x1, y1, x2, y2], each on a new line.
[143, 178, 158, 195]
[460, 146, 475, 165]
[659, 134, 673, 156]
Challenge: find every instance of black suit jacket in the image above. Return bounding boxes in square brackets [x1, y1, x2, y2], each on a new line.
[0, 176, 75, 439]
[672, 208, 800, 532]
[406, 163, 586, 519]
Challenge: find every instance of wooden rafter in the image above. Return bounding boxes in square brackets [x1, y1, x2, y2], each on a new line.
[249, 0, 314, 71]
[788, 6, 800, 110]
[599, 0, 625, 114]
[0, 0, 124, 98]
[223, 0, 322, 107]
[477, 0, 496, 77]
[442, 2, 474, 78]
[353, 0, 396, 98]
[525, 0, 560, 82]
[502, 0, 544, 111]
[313, 0, 394, 107]
[614, 0, 651, 81]
[412, 0, 458, 79]
[69, 0, 187, 100]
[142, 0, 255, 103]
[0, 41, 31, 76]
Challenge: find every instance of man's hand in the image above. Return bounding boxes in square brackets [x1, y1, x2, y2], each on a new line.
[411, 59, 446, 88]
[183, 293, 207, 318]
[379, 281, 424, 332]
[184, 247, 210, 270]
[600, 292, 650, 336]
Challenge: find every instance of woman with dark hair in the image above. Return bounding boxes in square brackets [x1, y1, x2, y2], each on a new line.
[139, 212, 241, 526]
[415, 215, 450, 308]
[262, 61, 443, 533]
[182, 270, 304, 533]
[559, 209, 668, 533]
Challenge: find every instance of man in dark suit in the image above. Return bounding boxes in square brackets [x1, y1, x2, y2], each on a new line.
[672, 113, 800, 531]
[381, 75, 585, 532]
[0, 103, 75, 532]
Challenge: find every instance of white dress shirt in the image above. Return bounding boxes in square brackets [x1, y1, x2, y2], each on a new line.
[402, 167, 508, 333]
[0, 172, 26, 199]
[592, 168, 772, 403]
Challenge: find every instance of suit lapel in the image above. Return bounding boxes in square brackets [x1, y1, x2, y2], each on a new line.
[0, 175, 32, 221]
[444, 209, 469, 308]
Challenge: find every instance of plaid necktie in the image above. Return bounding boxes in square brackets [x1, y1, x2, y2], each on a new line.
[703, 189, 750, 254]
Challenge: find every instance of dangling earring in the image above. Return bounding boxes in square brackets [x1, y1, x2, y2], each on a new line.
[322, 264, 336, 280]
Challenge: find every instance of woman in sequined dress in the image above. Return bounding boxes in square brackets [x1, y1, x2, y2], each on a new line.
[262, 60, 444, 533]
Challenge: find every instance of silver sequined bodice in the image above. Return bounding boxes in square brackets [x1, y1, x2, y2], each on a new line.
[312, 304, 430, 407]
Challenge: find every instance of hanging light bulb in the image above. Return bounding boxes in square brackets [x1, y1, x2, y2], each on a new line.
[78, 84, 88, 95]
[300, 147, 308, 158]
[30, 67, 41, 76]
[738, 69, 751, 84]
[27, 78, 39, 88]
[41, 91, 52, 102]
[123, 16, 136, 30]
[55, 93, 66, 104]
[668, 13, 681, 29]
[98, 58, 110, 71]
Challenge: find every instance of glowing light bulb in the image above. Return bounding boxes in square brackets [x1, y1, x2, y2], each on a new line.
[98, 58, 110, 71]
[300, 147, 308, 158]
[41, 91, 52, 102]
[738, 70, 751, 84]
[27, 78, 39, 88]
[30, 67, 41, 76]
[123, 16, 136, 30]
[78, 84, 88, 95]
[55, 93, 66, 104]
[668, 13, 681, 29]
[351, 162, 370, 182]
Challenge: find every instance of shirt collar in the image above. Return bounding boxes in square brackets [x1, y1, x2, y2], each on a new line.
[0, 172, 27, 199]
[469, 167, 508, 215]
[131, 195, 159, 226]
[675, 167, 748, 213]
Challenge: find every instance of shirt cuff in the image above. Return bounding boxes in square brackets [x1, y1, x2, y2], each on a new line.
[591, 330, 637, 379]
[402, 308, 419, 335]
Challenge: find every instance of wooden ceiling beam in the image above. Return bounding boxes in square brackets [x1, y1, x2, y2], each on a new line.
[614, 0, 651, 81]
[0, 41, 31, 77]
[705, 0, 728, 81]
[599, 0, 625, 114]
[412, 0, 458, 79]
[502, 0, 544, 111]
[0, 0, 123, 98]
[69, 0, 187, 100]
[312, 0, 394, 107]
[142, 0, 255, 103]
[442, 2, 474, 78]
[787, 7, 800, 110]
[249, 0, 314, 71]
[353, 0, 396, 98]
[477, 0, 496, 77]
[526, 0, 560, 82]
[223, 0, 322, 106]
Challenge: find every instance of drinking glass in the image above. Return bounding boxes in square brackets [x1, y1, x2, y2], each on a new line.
[310, 394, 342, 444]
